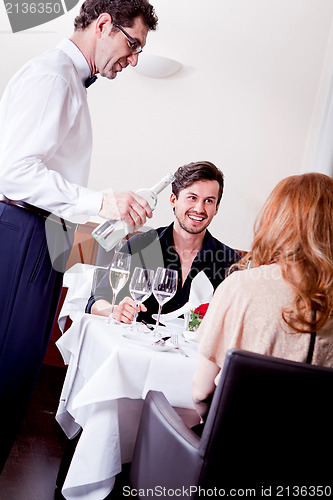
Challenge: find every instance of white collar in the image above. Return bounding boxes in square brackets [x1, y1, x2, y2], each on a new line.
[57, 38, 91, 87]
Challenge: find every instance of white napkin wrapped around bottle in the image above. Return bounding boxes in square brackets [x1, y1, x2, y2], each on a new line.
[158, 270, 214, 323]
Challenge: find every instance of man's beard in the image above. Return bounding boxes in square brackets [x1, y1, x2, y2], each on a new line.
[174, 210, 209, 235]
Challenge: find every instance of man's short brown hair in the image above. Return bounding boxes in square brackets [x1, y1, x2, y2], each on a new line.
[172, 161, 224, 206]
[74, 0, 158, 31]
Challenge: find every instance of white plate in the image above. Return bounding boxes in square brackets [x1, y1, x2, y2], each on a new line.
[183, 330, 199, 344]
[151, 315, 184, 333]
[122, 332, 174, 352]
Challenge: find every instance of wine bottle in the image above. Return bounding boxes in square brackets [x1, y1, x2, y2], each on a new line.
[92, 172, 175, 252]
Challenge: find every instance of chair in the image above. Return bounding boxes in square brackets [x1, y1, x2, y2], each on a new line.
[130, 349, 333, 497]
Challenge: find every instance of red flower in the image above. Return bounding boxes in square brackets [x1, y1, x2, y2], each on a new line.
[193, 303, 209, 319]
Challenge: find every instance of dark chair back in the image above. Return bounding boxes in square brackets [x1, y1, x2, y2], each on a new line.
[199, 349, 333, 490]
[130, 349, 333, 498]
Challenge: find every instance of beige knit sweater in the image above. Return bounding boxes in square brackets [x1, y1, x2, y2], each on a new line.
[197, 264, 333, 368]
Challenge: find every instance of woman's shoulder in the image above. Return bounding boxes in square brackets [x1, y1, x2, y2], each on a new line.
[225, 263, 283, 284]
[217, 263, 289, 300]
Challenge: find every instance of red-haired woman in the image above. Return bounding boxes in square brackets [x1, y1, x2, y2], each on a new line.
[193, 172, 333, 420]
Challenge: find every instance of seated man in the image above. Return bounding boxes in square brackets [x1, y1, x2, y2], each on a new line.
[86, 161, 240, 323]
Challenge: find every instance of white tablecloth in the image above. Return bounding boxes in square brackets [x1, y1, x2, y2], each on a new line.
[56, 312, 200, 500]
[59, 263, 100, 331]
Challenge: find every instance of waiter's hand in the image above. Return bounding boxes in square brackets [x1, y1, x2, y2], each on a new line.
[113, 297, 147, 324]
[99, 191, 153, 229]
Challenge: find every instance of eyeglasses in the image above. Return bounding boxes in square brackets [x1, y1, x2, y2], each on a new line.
[114, 23, 143, 55]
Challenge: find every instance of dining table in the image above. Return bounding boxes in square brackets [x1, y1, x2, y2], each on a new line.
[55, 269, 201, 500]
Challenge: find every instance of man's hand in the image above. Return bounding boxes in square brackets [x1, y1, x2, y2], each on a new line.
[91, 297, 147, 324]
[112, 296, 147, 324]
[99, 191, 153, 229]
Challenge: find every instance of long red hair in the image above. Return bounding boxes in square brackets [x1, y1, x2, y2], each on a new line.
[235, 173, 333, 332]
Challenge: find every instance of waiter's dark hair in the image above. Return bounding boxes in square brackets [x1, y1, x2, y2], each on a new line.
[74, 0, 158, 31]
[172, 161, 224, 206]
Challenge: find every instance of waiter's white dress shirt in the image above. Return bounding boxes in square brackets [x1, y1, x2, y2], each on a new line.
[0, 39, 103, 223]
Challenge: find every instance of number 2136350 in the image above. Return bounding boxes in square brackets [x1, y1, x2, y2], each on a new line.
[276, 485, 332, 497]
[5, 3, 62, 14]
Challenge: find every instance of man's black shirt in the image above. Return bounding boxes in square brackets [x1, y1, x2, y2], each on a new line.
[86, 223, 240, 322]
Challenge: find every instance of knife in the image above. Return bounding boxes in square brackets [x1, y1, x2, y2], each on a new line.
[152, 336, 171, 346]
[141, 320, 155, 331]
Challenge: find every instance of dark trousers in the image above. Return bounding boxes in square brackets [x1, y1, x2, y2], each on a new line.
[0, 203, 73, 472]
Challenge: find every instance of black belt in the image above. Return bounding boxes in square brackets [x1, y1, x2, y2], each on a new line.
[0, 195, 78, 232]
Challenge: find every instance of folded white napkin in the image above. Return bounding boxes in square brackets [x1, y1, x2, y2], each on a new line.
[58, 263, 99, 332]
[159, 271, 214, 322]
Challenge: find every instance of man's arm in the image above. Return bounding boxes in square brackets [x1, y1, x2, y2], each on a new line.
[91, 297, 147, 323]
[0, 71, 99, 223]
[0, 69, 152, 227]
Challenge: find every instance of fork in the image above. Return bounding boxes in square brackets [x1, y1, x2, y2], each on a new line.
[171, 334, 189, 357]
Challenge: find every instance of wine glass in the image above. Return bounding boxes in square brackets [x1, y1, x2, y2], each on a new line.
[109, 252, 131, 322]
[152, 267, 178, 335]
[129, 267, 154, 331]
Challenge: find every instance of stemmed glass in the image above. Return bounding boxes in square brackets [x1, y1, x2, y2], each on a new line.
[152, 267, 178, 335]
[108, 251, 131, 322]
[129, 267, 154, 331]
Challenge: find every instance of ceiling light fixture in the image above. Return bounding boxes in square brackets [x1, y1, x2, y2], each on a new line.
[134, 54, 182, 78]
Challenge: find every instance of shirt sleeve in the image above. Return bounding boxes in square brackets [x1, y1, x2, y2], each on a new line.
[85, 268, 113, 313]
[0, 69, 102, 223]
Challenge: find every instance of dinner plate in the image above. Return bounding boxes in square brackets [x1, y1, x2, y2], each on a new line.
[151, 315, 184, 333]
[183, 330, 199, 344]
[122, 332, 175, 352]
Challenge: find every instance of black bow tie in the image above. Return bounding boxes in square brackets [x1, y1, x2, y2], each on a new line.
[85, 75, 97, 88]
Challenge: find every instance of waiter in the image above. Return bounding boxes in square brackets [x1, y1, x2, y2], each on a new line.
[0, 0, 158, 472]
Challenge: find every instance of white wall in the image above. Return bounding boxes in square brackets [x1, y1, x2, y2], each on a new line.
[1, 0, 333, 251]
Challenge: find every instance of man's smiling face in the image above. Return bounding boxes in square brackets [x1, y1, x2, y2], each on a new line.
[171, 180, 220, 235]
